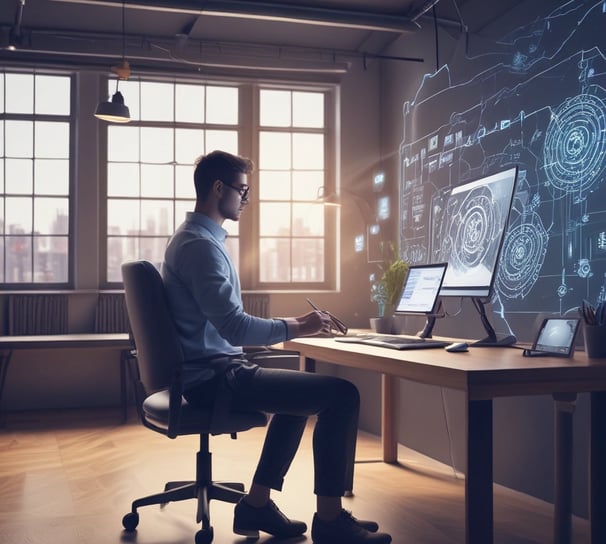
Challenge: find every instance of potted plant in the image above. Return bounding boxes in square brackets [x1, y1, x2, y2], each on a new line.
[370, 244, 409, 332]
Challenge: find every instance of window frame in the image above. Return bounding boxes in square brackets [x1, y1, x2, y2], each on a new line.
[0, 70, 75, 290]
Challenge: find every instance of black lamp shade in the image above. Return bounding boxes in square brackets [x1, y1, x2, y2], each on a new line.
[94, 90, 130, 123]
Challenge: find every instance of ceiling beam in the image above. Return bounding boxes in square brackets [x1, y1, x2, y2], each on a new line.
[50, 0, 420, 33]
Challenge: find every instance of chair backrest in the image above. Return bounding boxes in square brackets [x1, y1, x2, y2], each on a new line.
[121, 260, 184, 394]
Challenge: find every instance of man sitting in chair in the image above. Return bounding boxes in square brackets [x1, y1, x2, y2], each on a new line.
[162, 150, 391, 544]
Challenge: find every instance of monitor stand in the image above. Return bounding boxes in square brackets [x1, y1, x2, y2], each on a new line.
[417, 301, 446, 339]
[470, 297, 517, 347]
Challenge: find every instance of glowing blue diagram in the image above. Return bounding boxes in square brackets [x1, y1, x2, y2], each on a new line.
[399, 0, 606, 329]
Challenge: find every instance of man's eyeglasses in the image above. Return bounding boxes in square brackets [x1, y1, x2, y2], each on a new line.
[222, 181, 250, 200]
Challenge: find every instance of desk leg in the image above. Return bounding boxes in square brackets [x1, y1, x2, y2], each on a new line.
[553, 392, 576, 544]
[466, 398, 493, 544]
[382, 374, 398, 463]
[590, 391, 606, 544]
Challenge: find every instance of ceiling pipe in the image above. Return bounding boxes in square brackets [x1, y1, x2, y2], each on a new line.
[50, 0, 421, 33]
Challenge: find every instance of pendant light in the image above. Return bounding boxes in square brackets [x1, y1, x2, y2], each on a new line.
[95, 1, 131, 123]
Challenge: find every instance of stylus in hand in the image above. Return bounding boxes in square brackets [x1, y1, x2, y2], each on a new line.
[306, 298, 348, 336]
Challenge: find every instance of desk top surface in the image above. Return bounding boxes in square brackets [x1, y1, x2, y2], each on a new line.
[283, 334, 606, 399]
[0, 333, 131, 349]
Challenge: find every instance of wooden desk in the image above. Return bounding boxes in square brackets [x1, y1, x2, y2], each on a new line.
[0, 333, 134, 422]
[283, 336, 606, 544]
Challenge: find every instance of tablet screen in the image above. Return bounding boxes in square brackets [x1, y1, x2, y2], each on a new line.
[533, 317, 580, 356]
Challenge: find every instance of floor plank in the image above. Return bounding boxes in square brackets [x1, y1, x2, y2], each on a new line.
[0, 408, 590, 544]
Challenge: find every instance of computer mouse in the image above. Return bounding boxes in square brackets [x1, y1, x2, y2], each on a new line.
[445, 342, 469, 353]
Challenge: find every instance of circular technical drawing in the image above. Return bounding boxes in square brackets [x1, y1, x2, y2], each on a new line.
[543, 93, 606, 194]
[441, 186, 498, 273]
[496, 213, 548, 299]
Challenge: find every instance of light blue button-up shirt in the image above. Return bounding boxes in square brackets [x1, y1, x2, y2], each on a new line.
[162, 211, 288, 387]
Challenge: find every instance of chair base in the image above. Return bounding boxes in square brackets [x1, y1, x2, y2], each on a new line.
[122, 436, 247, 543]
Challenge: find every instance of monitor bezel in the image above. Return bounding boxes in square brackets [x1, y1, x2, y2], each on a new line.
[435, 165, 519, 299]
[394, 262, 448, 315]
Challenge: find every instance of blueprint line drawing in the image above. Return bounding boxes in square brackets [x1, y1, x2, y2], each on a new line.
[400, 0, 606, 332]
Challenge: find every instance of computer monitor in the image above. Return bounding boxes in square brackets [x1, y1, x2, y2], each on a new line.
[394, 263, 448, 315]
[430, 165, 519, 345]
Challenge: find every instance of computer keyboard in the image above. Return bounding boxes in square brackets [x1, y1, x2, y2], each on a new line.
[335, 334, 449, 350]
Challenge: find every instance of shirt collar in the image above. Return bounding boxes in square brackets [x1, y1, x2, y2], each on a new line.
[186, 211, 228, 242]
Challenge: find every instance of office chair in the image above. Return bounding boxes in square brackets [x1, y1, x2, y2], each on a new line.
[120, 260, 268, 544]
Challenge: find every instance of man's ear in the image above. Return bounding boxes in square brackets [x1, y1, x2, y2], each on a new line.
[212, 179, 223, 197]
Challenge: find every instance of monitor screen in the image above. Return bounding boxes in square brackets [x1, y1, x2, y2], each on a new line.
[431, 165, 518, 298]
[394, 263, 448, 315]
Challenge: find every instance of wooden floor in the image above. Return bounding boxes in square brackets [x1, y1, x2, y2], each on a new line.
[0, 408, 589, 544]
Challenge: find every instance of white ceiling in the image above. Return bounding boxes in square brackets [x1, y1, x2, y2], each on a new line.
[0, 0, 528, 76]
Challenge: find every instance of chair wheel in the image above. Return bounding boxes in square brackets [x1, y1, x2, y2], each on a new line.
[122, 511, 139, 531]
[195, 527, 214, 544]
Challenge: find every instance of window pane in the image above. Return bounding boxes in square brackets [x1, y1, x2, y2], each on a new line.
[6, 159, 33, 194]
[176, 128, 204, 164]
[108, 126, 139, 161]
[175, 199, 194, 222]
[0, 238, 4, 282]
[35, 122, 70, 158]
[292, 171, 324, 200]
[140, 236, 170, 262]
[293, 91, 324, 128]
[108, 163, 139, 197]
[259, 202, 290, 236]
[260, 89, 291, 126]
[175, 165, 195, 198]
[140, 82, 174, 121]
[206, 86, 238, 124]
[224, 237, 239, 269]
[35, 75, 71, 115]
[0, 74, 4, 114]
[141, 127, 173, 163]
[293, 203, 323, 236]
[259, 238, 290, 282]
[6, 236, 32, 282]
[259, 132, 291, 169]
[6, 196, 32, 233]
[141, 200, 174, 235]
[206, 130, 238, 154]
[140, 164, 174, 198]
[6, 121, 33, 157]
[107, 237, 139, 282]
[176, 84, 205, 123]
[259, 171, 291, 201]
[292, 238, 324, 281]
[224, 220, 239, 237]
[293, 133, 324, 169]
[34, 197, 69, 234]
[35, 159, 69, 195]
[34, 236, 68, 282]
[6, 74, 33, 114]
[108, 199, 140, 235]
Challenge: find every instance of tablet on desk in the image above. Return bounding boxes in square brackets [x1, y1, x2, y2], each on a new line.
[523, 317, 581, 358]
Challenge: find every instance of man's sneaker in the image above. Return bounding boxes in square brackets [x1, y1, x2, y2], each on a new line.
[233, 498, 307, 538]
[311, 509, 392, 543]
[348, 511, 379, 532]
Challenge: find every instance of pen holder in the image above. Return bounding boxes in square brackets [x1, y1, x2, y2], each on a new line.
[583, 324, 606, 358]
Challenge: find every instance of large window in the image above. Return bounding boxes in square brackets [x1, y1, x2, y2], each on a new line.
[0, 72, 72, 286]
[103, 79, 335, 290]
[258, 88, 327, 285]
[104, 80, 239, 282]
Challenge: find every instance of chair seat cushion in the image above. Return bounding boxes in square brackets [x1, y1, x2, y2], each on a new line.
[143, 389, 268, 435]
